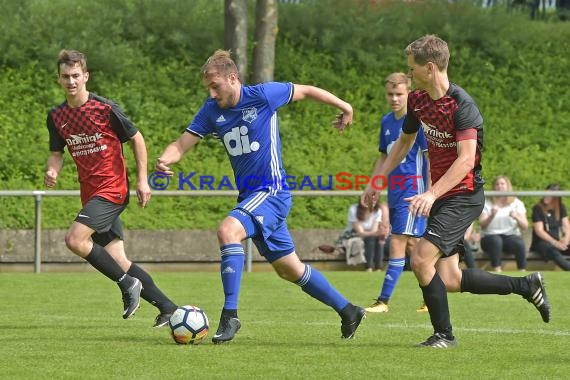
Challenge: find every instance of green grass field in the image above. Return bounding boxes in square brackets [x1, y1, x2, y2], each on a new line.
[1, 270, 567, 379]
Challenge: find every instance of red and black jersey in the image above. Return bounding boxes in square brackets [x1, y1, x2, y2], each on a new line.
[47, 93, 138, 206]
[402, 83, 484, 197]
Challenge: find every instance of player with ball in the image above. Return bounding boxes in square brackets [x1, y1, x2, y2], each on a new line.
[157, 49, 365, 344]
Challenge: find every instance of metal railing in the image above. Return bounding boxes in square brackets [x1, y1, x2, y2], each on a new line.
[1, 189, 568, 273]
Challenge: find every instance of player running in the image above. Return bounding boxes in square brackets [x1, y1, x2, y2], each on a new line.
[365, 72, 429, 314]
[156, 49, 365, 343]
[45, 49, 177, 327]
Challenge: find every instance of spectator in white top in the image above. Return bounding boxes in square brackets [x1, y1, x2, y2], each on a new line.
[347, 201, 390, 271]
[479, 175, 528, 272]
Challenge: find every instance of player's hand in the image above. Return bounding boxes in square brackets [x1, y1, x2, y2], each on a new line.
[332, 106, 353, 133]
[361, 185, 378, 211]
[155, 157, 174, 176]
[136, 180, 152, 208]
[405, 190, 437, 217]
[44, 169, 58, 188]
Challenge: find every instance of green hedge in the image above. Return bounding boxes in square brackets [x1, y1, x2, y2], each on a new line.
[1, 0, 568, 229]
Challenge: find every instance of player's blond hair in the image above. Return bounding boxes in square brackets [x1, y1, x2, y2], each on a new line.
[405, 34, 449, 71]
[201, 49, 239, 80]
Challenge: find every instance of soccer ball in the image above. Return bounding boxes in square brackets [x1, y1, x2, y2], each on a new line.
[168, 305, 209, 345]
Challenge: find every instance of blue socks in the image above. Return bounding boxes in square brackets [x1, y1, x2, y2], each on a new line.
[379, 258, 406, 302]
[220, 244, 245, 310]
[295, 264, 348, 312]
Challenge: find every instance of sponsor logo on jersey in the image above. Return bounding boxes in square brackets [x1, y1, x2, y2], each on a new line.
[421, 122, 453, 139]
[222, 126, 260, 156]
[66, 132, 103, 146]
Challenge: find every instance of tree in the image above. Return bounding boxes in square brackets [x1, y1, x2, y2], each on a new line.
[224, 0, 248, 82]
[252, 0, 278, 83]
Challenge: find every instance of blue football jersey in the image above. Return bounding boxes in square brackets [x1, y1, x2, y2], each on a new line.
[379, 112, 428, 207]
[187, 82, 294, 200]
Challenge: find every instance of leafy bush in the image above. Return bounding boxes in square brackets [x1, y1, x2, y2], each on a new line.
[0, 0, 568, 229]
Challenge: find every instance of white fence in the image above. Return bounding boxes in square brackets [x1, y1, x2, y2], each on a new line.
[1, 189, 568, 273]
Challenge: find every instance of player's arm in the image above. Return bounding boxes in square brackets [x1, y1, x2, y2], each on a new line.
[44, 151, 63, 188]
[405, 131, 477, 217]
[129, 131, 151, 208]
[424, 150, 431, 189]
[429, 136, 477, 199]
[292, 84, 353, 132]
[156, 132, 201, 176]
[378, 202, 390, 241]
[361, 133, 416, 209]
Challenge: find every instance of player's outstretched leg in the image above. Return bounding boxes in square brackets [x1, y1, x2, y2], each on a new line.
[294, 264, 365, 339]
[127, 263, 178, 327]
[84, 244, 142, 319]
[212, 244, 244, 343]
[460, 268, 551, 323]
[340, 303, 366, 339]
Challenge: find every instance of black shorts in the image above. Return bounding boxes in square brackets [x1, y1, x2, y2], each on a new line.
[423, 188, 484, 257]
[75, 196, 127, 247]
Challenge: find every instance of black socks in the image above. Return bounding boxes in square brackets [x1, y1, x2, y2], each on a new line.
[420, 273, 453, 339]
[127, 263, 177, 314]
[85, 244, 127, 284]
[460, 268, 528, 296]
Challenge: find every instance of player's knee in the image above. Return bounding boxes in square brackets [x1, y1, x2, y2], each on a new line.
[409, 256, 425, 274]
[217, 222, 242, 244]
[272, 259, 305, 282]
[64, 232, 87, 255]
[275, 267, 294, 281]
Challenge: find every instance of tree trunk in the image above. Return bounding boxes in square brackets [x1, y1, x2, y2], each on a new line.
[252, 0, 278, 84]
[224, 0, 248, 82]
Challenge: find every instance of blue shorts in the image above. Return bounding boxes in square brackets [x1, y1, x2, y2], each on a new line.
[389, 203, 426, 237]
[228, 190, 295, 263]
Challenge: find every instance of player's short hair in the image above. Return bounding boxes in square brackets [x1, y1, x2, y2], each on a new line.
[405, 34, 449, 71]
[201, 49, 239, 80]
[384, 72, 411, 90]
[57, 49, 87, 73]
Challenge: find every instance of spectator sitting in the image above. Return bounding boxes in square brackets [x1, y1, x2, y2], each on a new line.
[530, 183, 570, 271]
[479, 175, 528, 272]
[347, 200, 390, 272]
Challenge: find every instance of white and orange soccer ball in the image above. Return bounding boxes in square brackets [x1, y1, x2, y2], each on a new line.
[168, 305, 209, 345]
